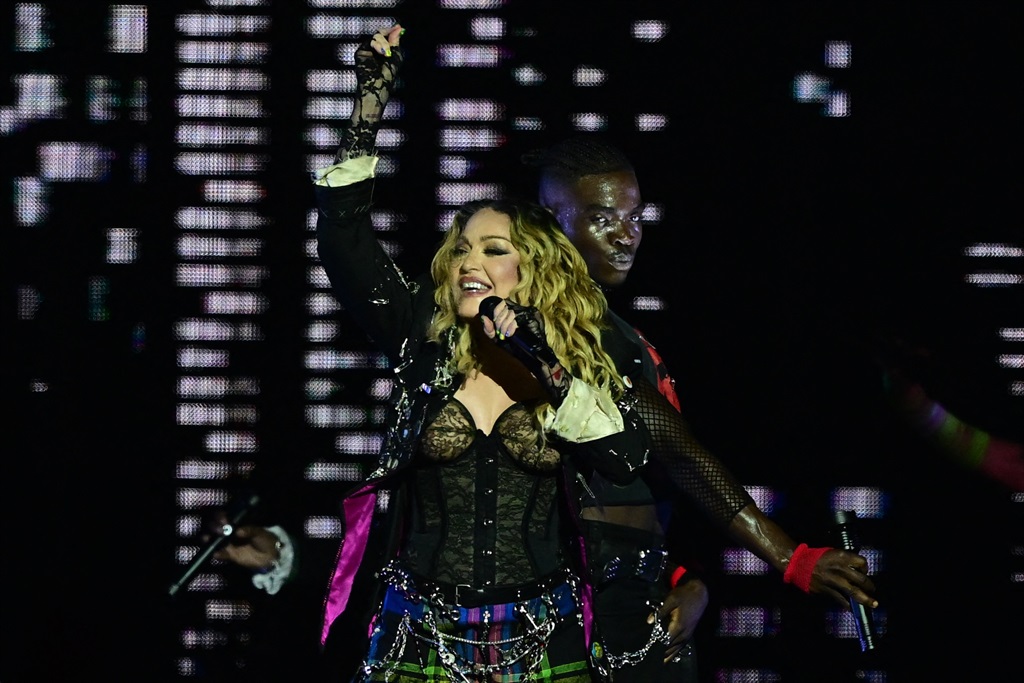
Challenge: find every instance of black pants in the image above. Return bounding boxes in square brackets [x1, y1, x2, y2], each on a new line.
[594, 576, 699, 683]
[584, 520, 700, 683]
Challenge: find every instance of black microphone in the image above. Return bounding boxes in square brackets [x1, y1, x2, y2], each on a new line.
[479, 295, 558, 367]
[168, 493, 260, 597]
[833, 509, 877, 652]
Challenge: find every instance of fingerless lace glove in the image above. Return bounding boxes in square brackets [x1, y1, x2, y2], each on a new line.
[495, 300, 572, 407]
[335, 33, 405, 163]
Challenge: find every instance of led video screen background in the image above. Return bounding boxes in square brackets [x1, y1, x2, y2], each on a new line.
[4, 2, 1021, 681]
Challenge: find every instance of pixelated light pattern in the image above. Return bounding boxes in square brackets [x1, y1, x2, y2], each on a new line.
[439, 1, 507, 9]
[202, 432, 258, 454]
[305, 321, 339, 343]
[14, 3, 51, 51]
[512, 65, 546, 86]
[435, 182, 504, 204]
[0, 74, 66, 135]
[176, 67, 268, 90]
[573, 66, 607, 87]
[177, 123, 268, 146]
[635, 113, 668, 131]
[793, 72, 832, 103]
[202, 291, 268, 315]
[175, 151, 269, 174]
[824, 40, 852, 68]
[965, 243, 1024, 258]
[305, 349, 389, 370]
[335, 432, 386, 455]
[203, 180, 264, 203]
[469, 16, 505, 40]
[744, 485, 779, 513]
[177, 41, 269, 63]
[175, 264, 268, 287]
[175, 458, 249, 479]
[438, 127, 506, 150]
[722, 548, 771, 575]
[367, 378, 394, 400]
[712, 669, 781, 683]
[88, 277, 110, 321]
[176, 488, 229, 510]
[717, 606, 781, 637]
[793, 42, 851, 116]
[39, 142, 113, 180]
[310, 0, 400, 7]
[306, 69, 353, 92]
[830, 487, 887, 519]
[177, 14, 271, 36]
[204, 600, 252, 621]
[179, 628, 228, 651]
[176, 207, 268, 229]
[437, 44, 505, 68]
[512, 116, 545, 130]
[176, 403, 259, 425]
[177, 235, 263, 258]
[305, 377, 342, 399]
[965, 273, 1023, 287]
[305, 461, 365, 482]
[437, 98, 505, 121]
[306, 15, 397, 38]
[632, 20, 669, 42]
[307, 292, 342, 315]
[571, 112, 609, 131]
[176, 95, 267, 118]
[106, 228, 139, 264]
[108, 5, 148, 53]
[17, 286, 42, 320]
[825, 606, 886, 640]
[438, 155, 479, 179]
[174, 319, 262, 342]
[630, 296, 666, 312]
[305, 404, 375, 428]
[304, 516, 344, 538]
[13, 177, 49, 225]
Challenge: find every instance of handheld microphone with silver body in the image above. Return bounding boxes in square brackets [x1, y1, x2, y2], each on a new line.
[833, 509, 877, 652]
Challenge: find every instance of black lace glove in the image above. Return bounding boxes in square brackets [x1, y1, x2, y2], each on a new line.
[490, 299, 572, 407]
[336, 27, 405, 163]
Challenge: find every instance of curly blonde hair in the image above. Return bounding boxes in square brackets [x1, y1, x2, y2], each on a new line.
[427, 198, 625, 401]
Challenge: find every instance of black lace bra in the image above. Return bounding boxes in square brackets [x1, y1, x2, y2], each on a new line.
[420, 398, 560, 472]
[401, 397, 566, 586]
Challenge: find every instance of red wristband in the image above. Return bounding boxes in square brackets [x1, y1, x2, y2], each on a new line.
[669, 565, 688, 588]
[782, 543, 832, 593]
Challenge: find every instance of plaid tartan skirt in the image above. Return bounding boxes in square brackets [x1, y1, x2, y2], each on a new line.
[354, 569, 594, 683]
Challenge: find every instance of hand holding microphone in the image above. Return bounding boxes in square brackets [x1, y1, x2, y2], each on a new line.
[833, 510, 877, 652]
[479, 296, 570, 405]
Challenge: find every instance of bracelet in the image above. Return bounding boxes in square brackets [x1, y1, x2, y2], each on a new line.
[782, 543, 832, 593]
[668, 565, 688, 588]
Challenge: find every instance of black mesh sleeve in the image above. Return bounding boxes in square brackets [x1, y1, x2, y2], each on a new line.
[632, 377, 755, 529]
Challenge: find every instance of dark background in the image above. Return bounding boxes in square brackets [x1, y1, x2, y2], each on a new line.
[3, 2, 1021, 681]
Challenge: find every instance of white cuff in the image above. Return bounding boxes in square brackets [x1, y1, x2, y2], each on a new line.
[251, 525, 295, 595]
[545, 380, 625, 443]
[312, 156, 378, 187]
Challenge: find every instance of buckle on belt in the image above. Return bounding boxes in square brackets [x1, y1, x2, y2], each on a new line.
[452, 583, 473, 605]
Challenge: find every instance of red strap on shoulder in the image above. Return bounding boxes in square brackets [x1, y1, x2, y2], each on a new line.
[635, 328, 681, 411]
